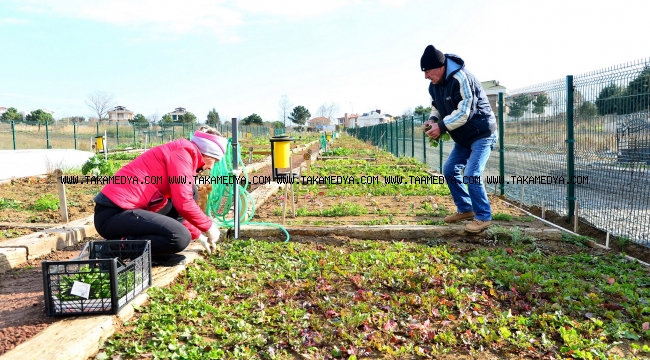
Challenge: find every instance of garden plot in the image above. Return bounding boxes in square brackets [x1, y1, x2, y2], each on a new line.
[97, 235, 650, 359]
[0, 177, 102, 241]
[0, 136, 318, 242]
[254, 140, 532, 228]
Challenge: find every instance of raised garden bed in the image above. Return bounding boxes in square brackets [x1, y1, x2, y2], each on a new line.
[97, 235, 650, 359]
[253, 137, 530, 227]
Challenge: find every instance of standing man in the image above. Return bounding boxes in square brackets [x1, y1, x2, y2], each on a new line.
[421, 45, 497, 233]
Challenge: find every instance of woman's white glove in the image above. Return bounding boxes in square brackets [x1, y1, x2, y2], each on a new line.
[200, 223, 220, 254]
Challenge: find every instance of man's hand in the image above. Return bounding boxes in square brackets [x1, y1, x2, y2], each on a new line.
[425, 122, 441, 139]
[201, 223, 220, 254]
[421, 116, 440, 130]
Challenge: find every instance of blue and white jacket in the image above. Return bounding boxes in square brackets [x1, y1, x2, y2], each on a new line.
[428, 54, 497, 148]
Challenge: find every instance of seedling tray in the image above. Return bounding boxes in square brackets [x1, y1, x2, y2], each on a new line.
[42, 240, 152, 316]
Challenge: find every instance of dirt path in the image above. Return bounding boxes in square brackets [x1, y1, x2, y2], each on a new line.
[0, 235, 98, 355]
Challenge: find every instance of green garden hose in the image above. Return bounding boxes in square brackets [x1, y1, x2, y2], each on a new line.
[203, 138, 291, 242]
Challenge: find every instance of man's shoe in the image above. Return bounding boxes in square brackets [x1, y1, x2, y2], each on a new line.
[443, 211, 475, 223]
[465, 219, 492, 233]
[151, 254, 187, 267]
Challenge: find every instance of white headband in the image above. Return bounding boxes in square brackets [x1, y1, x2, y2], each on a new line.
[191, 136, 224, 160]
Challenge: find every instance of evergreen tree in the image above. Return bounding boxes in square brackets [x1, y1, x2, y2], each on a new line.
[207, 108, 221, 125]
[25, 109, 54, 132]
[1, 107, 22, 122]
[626, 65, 650, 114]
[414, 105, 431, 116]
[508, 94, 532, 121]
[288, 105, 311, 126]
[178, 112, 197, 123]
[160, 114, 173, 124]
[131, 113, 148, 123]
[242, 113, 263, 125]
[595, 83, 624, 115]
[531, 93, 549, 119]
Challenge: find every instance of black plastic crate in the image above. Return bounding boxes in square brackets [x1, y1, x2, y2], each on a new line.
[42, 240, 152, 316]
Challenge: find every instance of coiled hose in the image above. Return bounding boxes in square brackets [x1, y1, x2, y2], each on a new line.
[203, 138, 291, 242]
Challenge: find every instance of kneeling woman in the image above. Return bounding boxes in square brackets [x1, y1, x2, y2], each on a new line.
[93, 128, 225, 266]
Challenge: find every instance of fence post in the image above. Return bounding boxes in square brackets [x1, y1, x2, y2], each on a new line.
[96, 122, 99, 136]
[391, 121, 395, 155]
[422, 115, 426, 163]
[46, 121, 50, 149]
[394, 121, 398, 157]
[439, 138, 443, 174]
[133, 124, 136, 146]
[402, 119, 406, 156]
[11, 121, 16, 150]
[172, 125, 175, 140]
[566, 75, 576, 223]
[116, 122, 120, 146]
[411, 116, 415, 158]
[498, 92, 505, 196]
[74, 122, 77, 150]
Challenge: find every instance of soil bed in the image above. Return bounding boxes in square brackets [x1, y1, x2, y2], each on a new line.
[0, 234, 99, 355]
[99, 234, 650, 359]
[0, 176, 102, 241]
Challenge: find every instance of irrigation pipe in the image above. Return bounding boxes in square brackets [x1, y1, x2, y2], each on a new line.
[204, 138, 291, 242]
[499, 198, 650, 268]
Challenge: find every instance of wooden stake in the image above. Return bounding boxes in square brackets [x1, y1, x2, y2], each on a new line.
[54, 169, 69, 223]
[282, 182, 288, 225]
[304, 152, 312, 178]
[605, 231, 610, 248]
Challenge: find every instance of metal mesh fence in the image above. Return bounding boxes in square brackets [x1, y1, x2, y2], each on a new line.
[0, 120, 276, 151]
[502, 78, 568, 219]
[570, 59, 650, 244]
[349, 57, 650, 246]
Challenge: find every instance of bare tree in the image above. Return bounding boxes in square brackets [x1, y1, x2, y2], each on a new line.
[402, 107, 413, 118]
[324, 102, 340, 124]
[278, 95, 292, 127]
[316, 104, 328, 118]
[85, 91, 115, 121]
[316, 101, 340, 124]
[148, 111, 160, 124]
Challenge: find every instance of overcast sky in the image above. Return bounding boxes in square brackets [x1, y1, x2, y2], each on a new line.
[1, 0, 649, 123]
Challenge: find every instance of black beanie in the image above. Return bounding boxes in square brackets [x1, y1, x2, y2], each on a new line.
[420, 45, 446, 71]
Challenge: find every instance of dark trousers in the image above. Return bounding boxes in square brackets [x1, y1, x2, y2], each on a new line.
[94, 186, 198, 256]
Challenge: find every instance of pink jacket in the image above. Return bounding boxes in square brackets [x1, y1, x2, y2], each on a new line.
[100, 139, 212, 238]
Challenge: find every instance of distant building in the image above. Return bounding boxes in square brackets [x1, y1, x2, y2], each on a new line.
[0, 107, 6, 115]
[108, 106, 134, 121]
[167, 107, 187, 121]
[481, 80, 508, 116]
[307, 116, 331, 130]
[336, 113, 360, 128]
[356, 109, 392, 128]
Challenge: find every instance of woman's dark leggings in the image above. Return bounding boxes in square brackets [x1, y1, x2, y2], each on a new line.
[94, 186, 198, 256]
